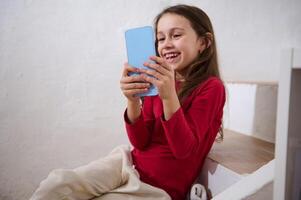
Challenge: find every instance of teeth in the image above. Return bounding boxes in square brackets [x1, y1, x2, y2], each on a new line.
[164, 52, 179, 59]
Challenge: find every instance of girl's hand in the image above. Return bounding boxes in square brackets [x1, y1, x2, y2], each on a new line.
[120, 62, 151, 102]
[140, 56, 176, 100]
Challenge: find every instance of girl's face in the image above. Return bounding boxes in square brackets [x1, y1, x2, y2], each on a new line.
[156, 13, 205, 75]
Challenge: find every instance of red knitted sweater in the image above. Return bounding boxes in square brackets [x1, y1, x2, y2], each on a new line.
[124, 77, 225, 200]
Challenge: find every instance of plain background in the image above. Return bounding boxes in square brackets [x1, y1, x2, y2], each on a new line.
[0, 0, 300, 199]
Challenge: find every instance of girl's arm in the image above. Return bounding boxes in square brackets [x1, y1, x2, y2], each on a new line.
[161, 78, 225, 159]
[140, 57, 225, 158]
[120, 63, 153, 150]
[140, 56, 180, 120]
[124, 97, 154, 150]
[126, 99, 141, 123]
[161, 92, 181, 120]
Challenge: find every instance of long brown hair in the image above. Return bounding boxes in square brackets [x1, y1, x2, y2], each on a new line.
[154, 4, 223, 140]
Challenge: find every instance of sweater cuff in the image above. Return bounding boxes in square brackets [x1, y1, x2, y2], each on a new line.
[124, 108, 144, 126]
[160, 107, 184, 125]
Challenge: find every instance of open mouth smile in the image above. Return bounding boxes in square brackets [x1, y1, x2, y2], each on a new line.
[163, 52, 181, 63]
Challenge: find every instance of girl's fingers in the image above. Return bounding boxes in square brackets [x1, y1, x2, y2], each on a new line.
[143, 62, 169, 75]
[149, 55, 163, 63]
[149, 56, 171, 71]
[140, 62, 173, 81]
[141, 73, 159, 86]
[121, 82, 150, 90]
[120, 74, 146, 84]
[123, 88, 149, 96]
[122, 62, 139, 77]
[140, 68, 164, 80]
[120, 62, 155, 99]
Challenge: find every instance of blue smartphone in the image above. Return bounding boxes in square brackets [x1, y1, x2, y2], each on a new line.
[125, 26, 158, 96]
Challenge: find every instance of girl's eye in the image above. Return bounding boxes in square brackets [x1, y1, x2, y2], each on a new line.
[157, 38, 165, 42]
[173, 34, 181, 39]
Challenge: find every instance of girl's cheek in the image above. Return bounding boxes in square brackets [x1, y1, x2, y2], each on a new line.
[157, 48, 163, 57]
[157, 44, 162, 52]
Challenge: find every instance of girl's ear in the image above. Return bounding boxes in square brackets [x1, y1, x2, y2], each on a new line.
[198, 37, 207, 53]
[204, 32, 213, 48]
[198, 32, 213, 53]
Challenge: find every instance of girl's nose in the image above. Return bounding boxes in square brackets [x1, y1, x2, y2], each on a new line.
[162, 38, 174, 48]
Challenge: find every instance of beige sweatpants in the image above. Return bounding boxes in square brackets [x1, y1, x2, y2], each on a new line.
[30, 145, 171, 200]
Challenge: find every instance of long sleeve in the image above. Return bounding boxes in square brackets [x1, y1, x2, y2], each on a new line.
[161, 78, 225, 159]
[128, 77, 226, 200]
[124, 97, 155, 150]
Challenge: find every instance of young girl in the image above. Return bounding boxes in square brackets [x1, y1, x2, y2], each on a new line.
[120, 4, 225, 199]
[30, 4, 225, 200]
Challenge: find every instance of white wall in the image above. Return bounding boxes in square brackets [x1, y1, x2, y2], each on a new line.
[0, 0, 300, 199]
[223, 82, 278, 143]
